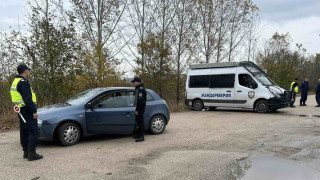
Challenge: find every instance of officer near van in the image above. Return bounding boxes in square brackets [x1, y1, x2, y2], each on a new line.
[10, 64, 43, 161]
[316, 79, 320, 107]
[299, 78, 310, 106]
[131, 76, 147, 142]
[290, 78, 299, 108]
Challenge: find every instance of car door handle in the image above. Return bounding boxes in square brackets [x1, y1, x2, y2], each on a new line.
[125, 112, 134, 116]
[237, 90, 242, 92]
[226, 90, 231, 92]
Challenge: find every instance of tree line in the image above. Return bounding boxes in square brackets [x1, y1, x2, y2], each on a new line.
[0, 0, 319, 126]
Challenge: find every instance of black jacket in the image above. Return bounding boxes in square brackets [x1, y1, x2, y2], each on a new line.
[16, 75, 37, 113]
[316, 83, 320, 94]
[134, 83, 146, 112]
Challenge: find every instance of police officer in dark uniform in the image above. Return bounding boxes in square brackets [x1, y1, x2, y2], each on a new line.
[299, 78, 310, 106]
[10, 64, 43, 161]
[131, 77, 147, 142]
[315, 79, 320, 107]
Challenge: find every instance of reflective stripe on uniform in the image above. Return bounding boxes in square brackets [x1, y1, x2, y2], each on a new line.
[10, 78, 37, 107]
[290, 82, 299, 93]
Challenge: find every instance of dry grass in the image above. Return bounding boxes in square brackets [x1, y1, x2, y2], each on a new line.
[0, 109, 19, 132]
[166, 100, 189, 112]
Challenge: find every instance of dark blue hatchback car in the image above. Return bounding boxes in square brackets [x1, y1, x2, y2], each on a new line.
[37, 87, 170, 146]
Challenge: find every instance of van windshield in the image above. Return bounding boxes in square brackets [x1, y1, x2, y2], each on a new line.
[252, 72, 274, 86]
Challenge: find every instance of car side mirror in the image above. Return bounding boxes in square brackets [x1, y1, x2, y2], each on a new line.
[86, 102, 93, 110]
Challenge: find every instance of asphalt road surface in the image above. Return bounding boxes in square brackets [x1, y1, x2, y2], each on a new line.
[1, 95, 320, 179]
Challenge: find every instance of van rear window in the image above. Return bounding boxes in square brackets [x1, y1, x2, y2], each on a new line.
[189, 75, 210, 88]
[210, 74, 235, 88]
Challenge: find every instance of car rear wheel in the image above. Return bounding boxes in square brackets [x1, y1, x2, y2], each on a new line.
[193, 99, 204, 111]
[58, 122, 81, 146]
[255, 100, 269, 113]
[149, 115, 166, 134]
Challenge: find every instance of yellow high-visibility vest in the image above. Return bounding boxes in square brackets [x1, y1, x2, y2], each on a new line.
[290, 82, 299, 93]
[10, 78, 37, 107]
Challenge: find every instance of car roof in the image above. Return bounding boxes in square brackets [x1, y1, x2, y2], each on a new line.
[88, 87, 154, 92]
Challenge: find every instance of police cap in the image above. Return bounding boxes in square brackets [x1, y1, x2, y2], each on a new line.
[17, 64, 31, 74]
[130, 76, 141, 83]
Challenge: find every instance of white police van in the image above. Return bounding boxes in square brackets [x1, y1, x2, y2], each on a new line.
[185, 61, 291, 113]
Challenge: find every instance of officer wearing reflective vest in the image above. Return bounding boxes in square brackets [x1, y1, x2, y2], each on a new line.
[10, 64, 43, 161]
[131, 76, 147, 142]
[289, 78, 299, 108]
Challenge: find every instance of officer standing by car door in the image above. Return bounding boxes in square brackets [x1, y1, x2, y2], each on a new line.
[10, 64, 43, 161]
[131, 77, 147, 142]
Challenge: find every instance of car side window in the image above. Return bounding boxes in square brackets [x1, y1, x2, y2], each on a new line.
[147, 92, 154, 101]
[130, 90, 154, 104]
[95, 91, 134, 108]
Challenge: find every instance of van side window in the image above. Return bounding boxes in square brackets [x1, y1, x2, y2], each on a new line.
[210, 74, 235, 88]
[238, 74, 257, 89]
[189, 75, 210, 88]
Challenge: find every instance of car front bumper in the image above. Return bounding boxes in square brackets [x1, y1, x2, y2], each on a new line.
[38, 123, 56, 141]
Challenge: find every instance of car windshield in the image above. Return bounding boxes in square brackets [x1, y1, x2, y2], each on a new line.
[66, 89, 102, 105]
[252, 72, 274, 86]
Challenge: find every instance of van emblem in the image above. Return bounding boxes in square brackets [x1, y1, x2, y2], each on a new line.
[248, 91, 255, 99]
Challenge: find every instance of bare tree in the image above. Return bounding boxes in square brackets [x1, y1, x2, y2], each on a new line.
[126, 0, 154, 70]
[71, 0, 128, 86]
[171, 0, 198, 102]
[197, 0, 218, 63]
[148, 0, 178, 97]
[226, 0, 252, 62]
[245, 4, 260, 62]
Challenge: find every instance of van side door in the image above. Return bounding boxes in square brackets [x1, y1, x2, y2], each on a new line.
[235, 74, 258, 108]
[207, 74, 236, 108]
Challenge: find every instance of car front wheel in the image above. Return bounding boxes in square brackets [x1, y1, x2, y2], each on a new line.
[149, 115, 166, 134]
[58, 122, 81, 146]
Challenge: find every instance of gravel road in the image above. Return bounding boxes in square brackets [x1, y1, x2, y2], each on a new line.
[1, 95, 320, 180]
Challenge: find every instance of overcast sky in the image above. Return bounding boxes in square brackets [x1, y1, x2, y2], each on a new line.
[254, 0, 320, 55]
[0, 0, 319, 55]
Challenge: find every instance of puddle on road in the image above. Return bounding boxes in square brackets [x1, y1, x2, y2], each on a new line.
[228, 156, 320, 180]
[298, 114, 320, 118]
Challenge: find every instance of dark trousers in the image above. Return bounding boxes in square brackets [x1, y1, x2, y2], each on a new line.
[300, 91, 308, 105]
[290, 92, 296, 107]
[135, 112, 145, 138]
[19, 110, 39, 151]
[316, 93, 320, 105]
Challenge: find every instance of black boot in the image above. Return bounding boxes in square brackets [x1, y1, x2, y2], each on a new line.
[23, 151, 28, 159]
[132, 134, 139, 139]
[135, 136, 145, 142]
[28, 150, 43, 161]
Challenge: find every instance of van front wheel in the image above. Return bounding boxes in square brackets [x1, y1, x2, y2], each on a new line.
[193, 99, 204, 111]
[255, 100, 269, 113]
